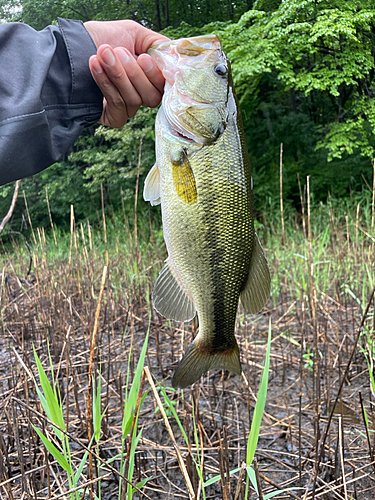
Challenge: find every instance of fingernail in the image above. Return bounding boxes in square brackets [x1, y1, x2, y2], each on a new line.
[139, 56, 154, 73]
[116, 48, 129, 66]
[91, 57, 103, 74]
[102, 47, 116, 66]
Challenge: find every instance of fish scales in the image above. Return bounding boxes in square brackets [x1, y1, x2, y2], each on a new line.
[144, 35, 270, 388]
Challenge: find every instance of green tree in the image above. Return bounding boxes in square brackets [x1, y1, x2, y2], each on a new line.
[217, 0, 375, 202]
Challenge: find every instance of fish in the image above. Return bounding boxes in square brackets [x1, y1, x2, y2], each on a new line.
[144, 35, 270, 389]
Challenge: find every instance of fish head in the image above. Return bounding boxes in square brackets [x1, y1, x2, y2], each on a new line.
[148, 35, 230, 144]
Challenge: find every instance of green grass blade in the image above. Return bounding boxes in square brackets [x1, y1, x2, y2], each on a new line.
[365, 356, 375, 394]
[33, 345, 65, 440]
[263, 488, 302, 499]
[246, 466, 258, 494]
[203, 467, 241, 487]
[157, 385, 190, 446]
[33, 426, 72, 473]
[92, 376, 103, 443]
[74, 435, 95, 484]
[135, 477, 151, 490]
[246, 320, 272, 466]
[122, 329, 149, 439]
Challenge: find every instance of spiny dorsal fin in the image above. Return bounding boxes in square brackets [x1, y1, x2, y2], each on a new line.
[152, 258, 196, 322]
[143, 162, 161, 206]
[172, 339, 242, 389]
[240, 233, 271, 314]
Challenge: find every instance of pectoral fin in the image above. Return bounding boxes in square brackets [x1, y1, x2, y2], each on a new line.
[240, 233, 271, 314]
[172, 339, 242, 389]
[172, 150, 197, 204]
[144, 162, 161, 206]
[152, 258, 196, 322]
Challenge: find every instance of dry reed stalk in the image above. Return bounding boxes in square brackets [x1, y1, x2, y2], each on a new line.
[356, 202, 360, 248]
[45, 187, 57, 247]
[358, 225, 375, 243]
[297, 173, 306, 238]
[134, 139, 143, 276]
[280, 143, 285, 246]
[101, 184, 109, 267]
[218, 428, 230, 500]
[196, 420, 205, 499]
[87, 265, 107, 500]
[253, 457, 264, 500]
[68, 204, 74, 269]
[345, 215, 350, 253]
[23, 190, 37, 246]
[11, 400, 27, 493]
[338, 416, 348, 499]
[359, 391, 375, 475]
[13, 396, 147, 496]
[120, 186, 134, 253]
[312, 287, 375, 491]
[234, 462, 246, 500]
[372, 159, 375, 239]
[144, 366, 196, 500]
[259, 471, 301, 500]
[306, 176, 316, 330]
[54, 474, 112, 500]
[307, 176, 321, 499]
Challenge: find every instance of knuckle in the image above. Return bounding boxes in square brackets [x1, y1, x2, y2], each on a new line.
[111, 95, 126, 109]
[142, 92, 161, 108]
[128, 95, 142, 108]
[127, 106, 140, 118]
[110, 69, 126, 83]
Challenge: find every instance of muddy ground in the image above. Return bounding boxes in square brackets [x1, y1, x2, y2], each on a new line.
[0, 268, 374, 499]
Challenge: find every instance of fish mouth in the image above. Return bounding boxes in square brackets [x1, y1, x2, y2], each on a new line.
[148, 35, 223, 103]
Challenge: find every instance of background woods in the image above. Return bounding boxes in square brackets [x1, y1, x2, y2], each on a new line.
[0, 0, 374, 229]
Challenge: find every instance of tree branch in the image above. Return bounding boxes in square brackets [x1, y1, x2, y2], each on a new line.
[0, 180, 21, 235]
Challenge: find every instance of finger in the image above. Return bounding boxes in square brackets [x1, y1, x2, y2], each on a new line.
[97, 45, 143, 118]
[114, 47, 163, 108]
[89, 54, 129, 127]
[137, 54, 165, 94]
[131, 23, 170, 55]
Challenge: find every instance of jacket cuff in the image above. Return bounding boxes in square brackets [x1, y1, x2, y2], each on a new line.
[57, 17, 102, 120]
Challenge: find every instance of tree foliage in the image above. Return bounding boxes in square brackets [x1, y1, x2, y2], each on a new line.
[0, 0, 375, 231]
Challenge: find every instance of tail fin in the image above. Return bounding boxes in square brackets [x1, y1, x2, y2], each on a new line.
[172, 340, 242, 389]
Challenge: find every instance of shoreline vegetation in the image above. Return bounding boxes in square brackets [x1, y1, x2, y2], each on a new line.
[0, 174, 374, 498]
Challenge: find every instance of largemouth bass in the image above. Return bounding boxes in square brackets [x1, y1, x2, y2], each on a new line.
[144, 35, 270, 389]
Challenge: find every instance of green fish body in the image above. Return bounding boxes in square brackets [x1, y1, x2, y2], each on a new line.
[144, 35, 270, 388]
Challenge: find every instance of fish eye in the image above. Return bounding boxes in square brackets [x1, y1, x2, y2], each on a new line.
[214, 64, 227, 76]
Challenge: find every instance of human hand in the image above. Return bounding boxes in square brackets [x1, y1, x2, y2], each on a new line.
[84, 20, 169, 128]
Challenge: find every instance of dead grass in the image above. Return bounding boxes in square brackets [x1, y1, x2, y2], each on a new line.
[0, 190, 374, 499]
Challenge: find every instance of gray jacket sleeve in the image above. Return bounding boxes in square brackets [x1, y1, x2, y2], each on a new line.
[0, 17, 103, 186]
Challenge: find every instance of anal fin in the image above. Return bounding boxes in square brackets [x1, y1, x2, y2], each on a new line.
[152, 258, 196, 322]
[240, 232, 271, 314]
